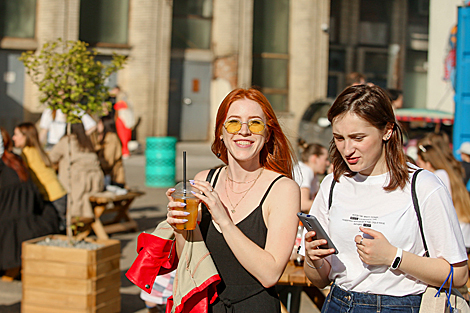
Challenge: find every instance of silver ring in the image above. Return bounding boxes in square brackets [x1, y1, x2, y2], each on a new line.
[359, 237, 363, 245]
[167, 206, 170, 212]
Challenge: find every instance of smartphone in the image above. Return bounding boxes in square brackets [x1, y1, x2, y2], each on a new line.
[297, 212, 339, 254]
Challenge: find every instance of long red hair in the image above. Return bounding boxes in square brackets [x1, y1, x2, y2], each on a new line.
[1, 127, 29, 182]
[211, 88, 295, 179]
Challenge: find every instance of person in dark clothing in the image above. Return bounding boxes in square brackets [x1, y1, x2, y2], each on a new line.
[0, 128, 59, 281]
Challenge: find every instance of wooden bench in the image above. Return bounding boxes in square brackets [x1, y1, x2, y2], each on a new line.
[278, 261, 327, 311]
[85, 190, 145, 240]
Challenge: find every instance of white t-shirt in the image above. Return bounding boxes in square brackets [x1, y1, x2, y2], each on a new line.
[434, 169, 452, 195]
[300, 166, 467, 296]
[293, 161, 319, 199]
[460, 223, 470, 248]
[39, 108, 96, 145]
[434, 169, 470, 248]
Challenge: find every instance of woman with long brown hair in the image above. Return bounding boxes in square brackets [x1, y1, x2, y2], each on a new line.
[301, 85, 467, 312]
[417, 144, 470, 250]
[165, 88, 300, 312]
[418, 132, 465, 183]
[49, 123, 103, 219]
[12, 122, 67, 231]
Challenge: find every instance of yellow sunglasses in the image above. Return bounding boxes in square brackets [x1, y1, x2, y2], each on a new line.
[223, 119, 266, 134]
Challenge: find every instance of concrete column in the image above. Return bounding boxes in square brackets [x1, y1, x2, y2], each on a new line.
[340, 0, 360, 81]
[286, 0, 330, 141]
[389, 0, 407, 89]
[210, 0, 254, 141]
[24, 0, 80, 121]
[427, 0, 461, 112]
[237, 0, 254, 89]
[124, 0, 172, 140]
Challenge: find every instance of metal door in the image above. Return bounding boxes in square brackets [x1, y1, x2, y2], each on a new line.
[180, 61, 211, 141]
[0, 50, 25, 134]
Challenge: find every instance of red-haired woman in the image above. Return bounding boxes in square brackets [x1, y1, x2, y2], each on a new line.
[165, 88, 301, 312]
[1, 127, 29, 183]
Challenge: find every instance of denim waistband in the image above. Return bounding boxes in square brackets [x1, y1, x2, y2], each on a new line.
[330, 283, 422, 307]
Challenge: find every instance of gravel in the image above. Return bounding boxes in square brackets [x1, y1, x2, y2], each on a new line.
[36, 237, 104, 250]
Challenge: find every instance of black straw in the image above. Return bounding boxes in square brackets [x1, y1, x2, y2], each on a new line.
[183, 151, 187, 193]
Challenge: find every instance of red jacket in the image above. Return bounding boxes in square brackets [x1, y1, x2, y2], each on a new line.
[126, 223, 220, 313]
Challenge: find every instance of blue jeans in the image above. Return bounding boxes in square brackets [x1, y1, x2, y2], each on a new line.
[321, 283, 422, 313]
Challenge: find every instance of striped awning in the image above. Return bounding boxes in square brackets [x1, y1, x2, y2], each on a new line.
[394, 108, 454, 125]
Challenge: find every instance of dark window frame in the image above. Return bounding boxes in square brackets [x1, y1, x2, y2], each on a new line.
[79, 0, 131, 47]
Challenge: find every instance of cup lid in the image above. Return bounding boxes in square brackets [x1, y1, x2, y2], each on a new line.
[174, 181, 199, 195]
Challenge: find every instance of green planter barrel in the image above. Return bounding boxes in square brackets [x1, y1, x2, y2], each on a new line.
[146, 137, 177, 187]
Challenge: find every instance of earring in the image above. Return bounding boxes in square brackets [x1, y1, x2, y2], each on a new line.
[216, 153, 221, 158]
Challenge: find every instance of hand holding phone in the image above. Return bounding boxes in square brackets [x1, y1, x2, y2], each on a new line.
[297, 212, 339, 254]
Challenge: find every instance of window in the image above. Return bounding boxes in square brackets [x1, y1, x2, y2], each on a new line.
[0, 0, 36, 38]
[252, 0, 289, 112]
[79, 0, 129, 46]
[171, 0, 213, 50]
[358, 0, 392, 46]
[357, 47, 388, 88]
[327, 47, 346, 98]
[329, 0, 341, 44]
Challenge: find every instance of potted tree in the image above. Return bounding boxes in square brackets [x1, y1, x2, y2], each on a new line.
[19, 38, 126, 313]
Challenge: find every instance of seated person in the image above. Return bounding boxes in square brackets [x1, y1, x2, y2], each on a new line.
[49, 123, 104, 220]
[95, 115, 125, 188]
[0, 127, 59, 281]
[12, 123, 67, 231]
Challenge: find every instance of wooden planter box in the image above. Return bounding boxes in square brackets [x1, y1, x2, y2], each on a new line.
[21, 235, 121, 313]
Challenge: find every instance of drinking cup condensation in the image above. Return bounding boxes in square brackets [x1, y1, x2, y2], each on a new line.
[171, 182, 200, 230]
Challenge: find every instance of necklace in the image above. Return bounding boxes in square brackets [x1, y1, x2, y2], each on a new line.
[226, 167, 260, 194]
[225, 167, 264, 213]
[227, 173, 260, 184]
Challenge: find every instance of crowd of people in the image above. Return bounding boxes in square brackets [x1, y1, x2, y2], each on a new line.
[0, 87, 133, 282]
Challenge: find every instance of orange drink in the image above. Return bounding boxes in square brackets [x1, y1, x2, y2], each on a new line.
[172, 182, 200, 230]
[173, 198, 199, 230]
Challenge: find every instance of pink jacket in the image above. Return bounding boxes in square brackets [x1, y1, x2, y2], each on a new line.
[126, 222, 220, 313]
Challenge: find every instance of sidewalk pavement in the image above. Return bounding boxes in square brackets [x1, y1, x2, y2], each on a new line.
[0, 141, 319, 313]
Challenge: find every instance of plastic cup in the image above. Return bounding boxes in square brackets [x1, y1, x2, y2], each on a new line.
[172, 182, 200, 230]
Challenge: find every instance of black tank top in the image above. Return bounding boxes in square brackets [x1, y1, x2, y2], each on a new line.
[200, 167, 285, 313]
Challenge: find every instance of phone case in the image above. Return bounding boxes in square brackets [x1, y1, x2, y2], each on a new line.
[297, 212, 339, 254]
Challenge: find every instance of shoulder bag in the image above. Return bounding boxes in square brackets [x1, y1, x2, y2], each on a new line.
[412, 169, 470, 313]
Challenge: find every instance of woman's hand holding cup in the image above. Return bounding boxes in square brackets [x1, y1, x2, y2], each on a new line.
[165, 183, 200, 231]
[189, 180, 232, 227]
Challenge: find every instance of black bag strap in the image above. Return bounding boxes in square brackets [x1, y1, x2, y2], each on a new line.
[411, 169, 430, 257]
[328, 178, 337, 210]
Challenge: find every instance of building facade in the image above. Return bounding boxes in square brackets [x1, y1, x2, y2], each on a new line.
[0, 0, 459, 146]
